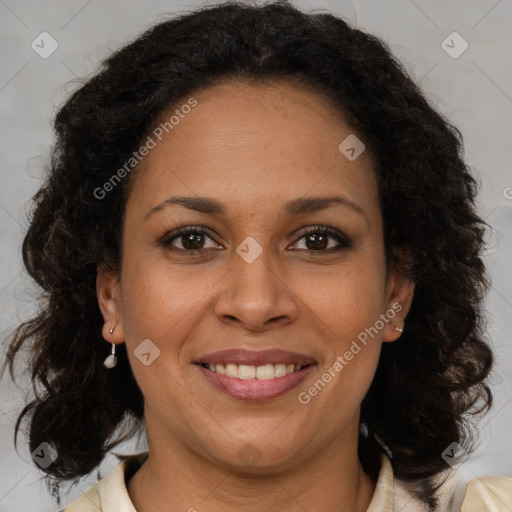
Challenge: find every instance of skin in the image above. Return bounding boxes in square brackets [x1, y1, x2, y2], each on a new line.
[97, 79, 414, 512]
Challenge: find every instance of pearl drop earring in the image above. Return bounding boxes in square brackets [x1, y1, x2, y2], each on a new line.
[103, 323, 118, 369]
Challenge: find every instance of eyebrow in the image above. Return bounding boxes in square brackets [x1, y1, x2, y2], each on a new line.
[145, 194, 368, 222]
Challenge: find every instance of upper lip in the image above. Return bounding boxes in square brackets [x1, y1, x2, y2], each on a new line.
[196, 348, 316, 367]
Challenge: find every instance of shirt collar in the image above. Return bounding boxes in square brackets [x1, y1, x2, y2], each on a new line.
[366, 452, 394, 512]
[97, 452, 146, 512]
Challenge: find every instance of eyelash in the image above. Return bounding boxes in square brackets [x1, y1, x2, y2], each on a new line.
[159, 225, 352, 256]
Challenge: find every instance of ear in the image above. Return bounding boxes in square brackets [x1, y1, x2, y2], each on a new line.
[382, 252, 415, 343]
[96, 266, 125, 345]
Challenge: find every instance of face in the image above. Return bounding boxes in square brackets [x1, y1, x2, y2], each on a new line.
[98, 79, 413, 472]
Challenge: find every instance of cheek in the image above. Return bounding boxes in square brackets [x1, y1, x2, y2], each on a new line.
[117, 262, 190, 415]
[117, 254, 223, 395]
[301, 271, 384, 418]
[119, 256, 214, 341]
[296, 254, 386, 400]
[299, 257, 386, 342]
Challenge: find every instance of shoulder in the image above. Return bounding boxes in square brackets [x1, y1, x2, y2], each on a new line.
[459, 475, 512, 511]
[397, 469, 512, 511]
[60, 452, 148, 512]
[376, 452, 512, 511]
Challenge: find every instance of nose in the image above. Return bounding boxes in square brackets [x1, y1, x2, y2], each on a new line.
[213, 248, 299, 333]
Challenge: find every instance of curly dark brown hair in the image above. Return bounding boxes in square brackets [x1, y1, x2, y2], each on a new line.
[3, 1, 494, 509]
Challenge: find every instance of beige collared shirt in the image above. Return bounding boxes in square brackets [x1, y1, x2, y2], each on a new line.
[62, 451, 512, 511]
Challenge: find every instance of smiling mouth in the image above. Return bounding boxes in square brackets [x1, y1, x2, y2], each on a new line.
[195, 348, 317, 400]
[199, 362, 312, 380]
[196, 361, 316, 401]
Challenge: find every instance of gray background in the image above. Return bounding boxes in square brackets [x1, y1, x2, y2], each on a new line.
[1, 0, 511, 510]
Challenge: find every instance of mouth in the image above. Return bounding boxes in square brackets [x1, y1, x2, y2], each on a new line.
[195, 349, 316, 401]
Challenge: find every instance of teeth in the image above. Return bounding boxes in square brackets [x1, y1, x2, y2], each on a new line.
[225, 363, 239, 378]
[239, 365, 255, 380]
[256, 364, 275, 380]
[274, 363, 287, 377]
[204, 362, 305, 379]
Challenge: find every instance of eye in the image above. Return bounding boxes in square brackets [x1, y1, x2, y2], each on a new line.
[159, 225, 352, 255]
[160, 227, 222, 254]
[290, 226, 352, 252]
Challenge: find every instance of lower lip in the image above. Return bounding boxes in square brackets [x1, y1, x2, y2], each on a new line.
[197, 364, 316, 401]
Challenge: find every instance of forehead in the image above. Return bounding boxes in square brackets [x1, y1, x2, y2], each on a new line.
[127, 80, 379, 221]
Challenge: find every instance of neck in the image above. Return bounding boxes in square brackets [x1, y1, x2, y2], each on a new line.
[127, 425, 377, 512]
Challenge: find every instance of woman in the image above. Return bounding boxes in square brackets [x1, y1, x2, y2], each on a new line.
[4, 1, 511, 510]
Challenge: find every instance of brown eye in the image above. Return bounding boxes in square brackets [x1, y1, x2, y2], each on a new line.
[304, 232, 329, 251]
[161, 227, 222, 254]
[178, 231, 207, 250]
[291, 227, 352, 252]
